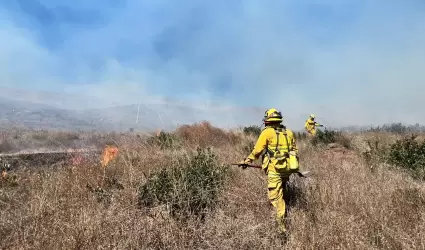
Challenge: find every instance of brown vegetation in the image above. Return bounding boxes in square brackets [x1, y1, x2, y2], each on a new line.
[175, 121, 240, 148]
[0, 124, 424, 249]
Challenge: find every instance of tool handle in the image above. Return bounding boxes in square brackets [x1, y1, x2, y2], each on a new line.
[230, 163, 262, 169]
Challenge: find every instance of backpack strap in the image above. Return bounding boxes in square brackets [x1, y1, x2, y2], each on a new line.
[271, 126, 290, 158]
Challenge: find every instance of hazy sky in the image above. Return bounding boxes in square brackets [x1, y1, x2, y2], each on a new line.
[1, 0, 424, 128]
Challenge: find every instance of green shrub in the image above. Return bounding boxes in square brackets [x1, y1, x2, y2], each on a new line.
[147, 131, 179, 149]
[138, 147, 229, 221]
[386, 135, 425, 179]
[365, 123, 424, 134]
[311, 129, 351, 148]
[295, 132, 308, 140]
[243, 125, 261, 137]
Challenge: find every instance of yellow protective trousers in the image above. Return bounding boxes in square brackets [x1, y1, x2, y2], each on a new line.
[307, 129, 316, 136]
[267, 170, 289, 232]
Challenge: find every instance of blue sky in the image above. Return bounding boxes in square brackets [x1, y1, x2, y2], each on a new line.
[1, 0, 425, 127]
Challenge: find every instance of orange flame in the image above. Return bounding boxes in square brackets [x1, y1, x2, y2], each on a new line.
[101, 145, 119, 167]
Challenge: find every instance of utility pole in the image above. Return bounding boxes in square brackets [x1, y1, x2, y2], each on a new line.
[136, 101, 140, 124]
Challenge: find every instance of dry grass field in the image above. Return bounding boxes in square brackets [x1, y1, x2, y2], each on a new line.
[0, 122, 424, 249]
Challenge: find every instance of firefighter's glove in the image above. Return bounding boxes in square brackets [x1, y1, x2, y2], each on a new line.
[238, 159, 252, 169]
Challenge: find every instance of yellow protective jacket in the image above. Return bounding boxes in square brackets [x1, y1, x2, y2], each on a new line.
[246, 125, 298, 174]
[304, 118, 321, 134]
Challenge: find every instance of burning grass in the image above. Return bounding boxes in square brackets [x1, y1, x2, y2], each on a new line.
[0, 124, 424, 249]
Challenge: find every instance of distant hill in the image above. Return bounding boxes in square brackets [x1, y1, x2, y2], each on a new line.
[0, 98, 97, 130]
[0, 97, 263, 131]
[78, 102, 264, 131]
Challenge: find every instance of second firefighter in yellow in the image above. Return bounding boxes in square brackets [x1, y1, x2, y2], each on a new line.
[239, 108, 299, 233]
[304, 114, 322, 136]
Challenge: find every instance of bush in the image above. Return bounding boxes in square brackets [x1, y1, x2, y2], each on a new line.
[383, 123, 408, 134]
[365, 123, 425, 134]
[147, 131, 179, 149]
[138, 147, 229, 221]
[295, 132, 308, 141]
[176, 121, 239, 147]
[243, 125, 261, 137]
[386, 135, 425, 179]
[311, 129, 351, 148]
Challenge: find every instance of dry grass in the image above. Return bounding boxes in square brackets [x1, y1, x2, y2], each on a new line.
[0, 128, 141, 154]
[175, 121, 241, 148]
[0, 125, 424, 249]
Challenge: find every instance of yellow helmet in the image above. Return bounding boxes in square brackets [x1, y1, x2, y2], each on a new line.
[310, 114, 316, 118]
[263, 108, 283, 123]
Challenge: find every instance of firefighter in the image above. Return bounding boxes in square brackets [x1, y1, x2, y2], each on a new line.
[239, 108, 299, 233]
[304, 114, 323, 136]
